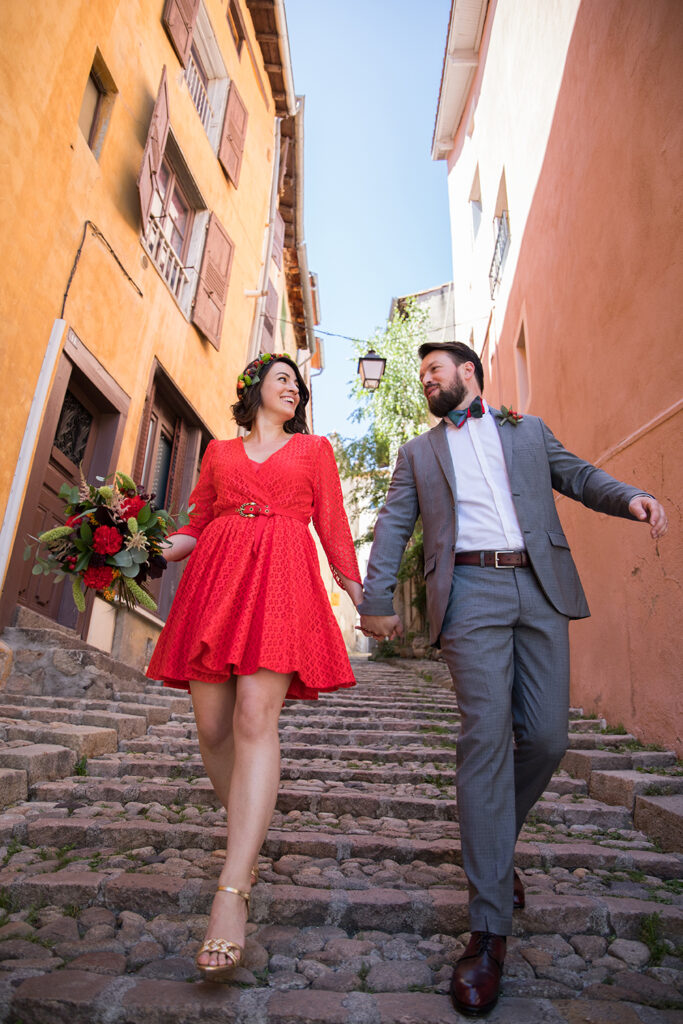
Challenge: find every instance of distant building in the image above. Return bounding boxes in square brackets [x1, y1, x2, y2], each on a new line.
[0, 0, 320, 668]
[389, 282, 456, 345]
[433, 0, 683, 752]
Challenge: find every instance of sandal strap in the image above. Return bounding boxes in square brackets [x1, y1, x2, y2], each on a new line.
[197, 937, 242, 964]
[216, 883, 250, 911]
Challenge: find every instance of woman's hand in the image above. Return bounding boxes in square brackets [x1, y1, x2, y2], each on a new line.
[162, 534, 197, 562]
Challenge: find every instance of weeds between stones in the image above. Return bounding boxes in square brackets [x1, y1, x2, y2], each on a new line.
[73, 755, 88, 776]
[2, 838, 22, 866]
[640, 912, 667, 965]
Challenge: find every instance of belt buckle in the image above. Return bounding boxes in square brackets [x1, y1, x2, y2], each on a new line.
[494, 549, 516, 568]
[238, 501, 258, 518]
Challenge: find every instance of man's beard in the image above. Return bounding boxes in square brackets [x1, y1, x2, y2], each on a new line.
[426, 377, 468, 417]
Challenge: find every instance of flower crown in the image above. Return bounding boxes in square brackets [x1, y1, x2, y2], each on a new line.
[236, 352, 293, 392]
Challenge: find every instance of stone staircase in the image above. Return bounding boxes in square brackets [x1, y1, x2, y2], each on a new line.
[0, 622, 680, 1022]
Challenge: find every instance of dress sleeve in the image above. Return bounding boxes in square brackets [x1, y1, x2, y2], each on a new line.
[171, 440, 218, 540]
[311, 436, 361, 585]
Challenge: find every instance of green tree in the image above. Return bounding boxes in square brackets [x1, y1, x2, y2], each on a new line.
[334, 298, 430, 627]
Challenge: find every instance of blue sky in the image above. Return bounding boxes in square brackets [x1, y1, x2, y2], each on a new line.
[284, 0, 453, 437]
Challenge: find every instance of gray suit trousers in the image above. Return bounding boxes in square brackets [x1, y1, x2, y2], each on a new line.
[439, 564, 570, 936]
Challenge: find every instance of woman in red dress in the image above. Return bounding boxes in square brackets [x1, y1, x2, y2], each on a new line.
[146, 353, 363, 981]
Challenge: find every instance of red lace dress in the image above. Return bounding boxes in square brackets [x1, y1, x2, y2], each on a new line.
[146, 434, 361, 700]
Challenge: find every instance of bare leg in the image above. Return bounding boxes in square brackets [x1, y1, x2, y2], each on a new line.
[191, 678, 236, 813]
[195, 668, 292, 969]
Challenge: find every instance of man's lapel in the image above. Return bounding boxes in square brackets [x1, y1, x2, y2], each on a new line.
[427, 420, 457, 500]
[490, 406, 516, 486]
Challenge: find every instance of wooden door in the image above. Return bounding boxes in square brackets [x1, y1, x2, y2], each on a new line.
[19, 381, 100, 627]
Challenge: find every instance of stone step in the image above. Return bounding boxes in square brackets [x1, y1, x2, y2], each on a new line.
[2, 625, 148, 691]
[0, 743, 75, 784]
[567, 733, 638, 750]
[0, 704, 147, 741]
[590, 770, 683, 810]
[0, 720, 118, 758]
[0, 692, 172, 725]
[0, 767, 27, 809]
[1, 865, 681, 946]
[562, 748, 678, 782]
[4, 812, 681, 880]
[114, 690, 192, 714]
[634, 794, 683, 854]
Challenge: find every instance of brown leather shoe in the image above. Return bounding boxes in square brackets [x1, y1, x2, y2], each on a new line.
[513, 869, 525, 910]
[450, 931, 506, 1016]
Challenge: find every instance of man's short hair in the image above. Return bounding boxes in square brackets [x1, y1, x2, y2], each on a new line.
[417, 341, 484, 393]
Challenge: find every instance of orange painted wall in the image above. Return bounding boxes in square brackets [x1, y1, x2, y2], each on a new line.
[0, 0, 278, 521]
[485, 0, 683, 752]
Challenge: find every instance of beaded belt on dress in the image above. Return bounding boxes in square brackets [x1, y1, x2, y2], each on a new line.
[218, 502, 310, 552]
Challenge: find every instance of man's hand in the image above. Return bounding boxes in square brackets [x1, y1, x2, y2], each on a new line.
[359, 614, 403, 641]
[628, 495, 668, 539]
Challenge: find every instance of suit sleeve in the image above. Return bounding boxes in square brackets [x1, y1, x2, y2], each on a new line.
[312, 437, 362, 585]
[541, 421, 647, 518]
[171, 440, 218, 540]
[357, 445, 420, 616]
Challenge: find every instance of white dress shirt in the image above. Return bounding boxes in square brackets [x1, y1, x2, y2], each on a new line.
[444, 399, 525, 552]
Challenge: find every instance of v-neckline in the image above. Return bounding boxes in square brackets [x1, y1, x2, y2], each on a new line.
[239, 433, 296, 466]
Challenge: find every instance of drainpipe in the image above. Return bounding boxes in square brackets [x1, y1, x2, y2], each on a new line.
[246, 116, 281, 363]
[0, 318, 67, 593]
[294, 97, 317, 354]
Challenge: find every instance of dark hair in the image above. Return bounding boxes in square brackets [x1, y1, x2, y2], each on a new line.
[231, 355, 310, 434]
[417, 341, 485, 393]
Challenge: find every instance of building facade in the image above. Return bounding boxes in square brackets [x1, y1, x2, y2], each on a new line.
[0, 0, 320, 667]
[433, 0, 683, 752]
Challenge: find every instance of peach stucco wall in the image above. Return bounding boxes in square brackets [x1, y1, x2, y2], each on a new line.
[468, 2, 683, 751]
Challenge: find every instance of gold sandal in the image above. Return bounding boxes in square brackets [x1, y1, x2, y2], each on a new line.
[195, 884, 250, 982]
[210, 852, 259, 885]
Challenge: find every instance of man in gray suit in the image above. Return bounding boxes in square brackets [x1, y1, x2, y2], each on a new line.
[358, 341, 667, 1016]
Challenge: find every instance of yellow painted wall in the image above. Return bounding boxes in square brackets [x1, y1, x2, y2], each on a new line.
[0, 0, 279, 524]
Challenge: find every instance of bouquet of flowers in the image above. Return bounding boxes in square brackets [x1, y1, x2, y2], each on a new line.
[24, 470, 191, 613]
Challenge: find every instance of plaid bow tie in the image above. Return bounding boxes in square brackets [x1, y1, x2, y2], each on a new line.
[447, 395, 485, 428]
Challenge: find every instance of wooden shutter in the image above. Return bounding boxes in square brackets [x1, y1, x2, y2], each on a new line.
[192, 213, 235, 350]
[162, 0, 200, 67]
[218, 82, 248, 187]
[260, 279, 278, 352]
[137, 68, 170, 233]
[272, 211, 285, 270]
[133, 384, 155, 485]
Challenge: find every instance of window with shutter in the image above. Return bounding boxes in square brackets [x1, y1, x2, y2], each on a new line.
[137, 67, 170, 235]
[162, 0, 200, 67]
[184, 4, 230, 152]
[218, 82, 248, 187]
[192, 213, 235, 350]
[272, 211, 285, 270]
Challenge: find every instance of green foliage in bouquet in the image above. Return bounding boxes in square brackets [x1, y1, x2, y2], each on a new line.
[24, 468, 193, 613]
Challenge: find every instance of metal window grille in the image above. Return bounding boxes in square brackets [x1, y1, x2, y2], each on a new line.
[185, 53, 214, 133]
[488, 210, 510, 299]
[144, 219, 189, 301]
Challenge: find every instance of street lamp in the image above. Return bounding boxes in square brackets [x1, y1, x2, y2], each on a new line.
[357, 349, 387, 391]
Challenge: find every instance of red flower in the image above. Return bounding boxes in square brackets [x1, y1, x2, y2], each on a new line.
[92, 525, 123, 555]
[65, 514, 81, 527]
[121, 495, 146, 520]
[82, 565, 115, 590]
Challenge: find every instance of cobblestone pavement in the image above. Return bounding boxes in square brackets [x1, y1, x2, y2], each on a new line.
[0, 626, 681, 1022]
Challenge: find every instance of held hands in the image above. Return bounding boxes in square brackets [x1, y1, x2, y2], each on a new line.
[628, 495, 668, 540]
[358, 614, 404, 642]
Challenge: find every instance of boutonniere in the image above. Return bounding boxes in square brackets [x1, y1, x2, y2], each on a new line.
[497, 405, 523, 427]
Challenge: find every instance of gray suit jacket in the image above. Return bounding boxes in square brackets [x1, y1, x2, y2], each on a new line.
[358, 412, 645, 644]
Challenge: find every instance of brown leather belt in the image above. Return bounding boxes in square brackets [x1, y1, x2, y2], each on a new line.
[455, 549, 530, 568]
